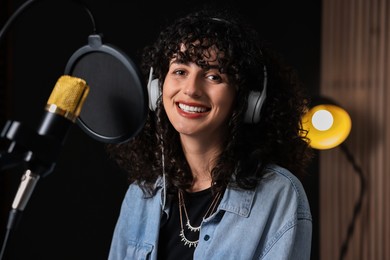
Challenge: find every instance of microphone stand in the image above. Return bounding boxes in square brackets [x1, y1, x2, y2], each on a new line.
[0, 120, 56, 260]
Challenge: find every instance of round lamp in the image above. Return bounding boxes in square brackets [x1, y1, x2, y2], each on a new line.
[302, 102, 352, 150]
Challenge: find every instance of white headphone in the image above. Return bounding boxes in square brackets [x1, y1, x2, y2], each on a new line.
[147, 65, 267, 124]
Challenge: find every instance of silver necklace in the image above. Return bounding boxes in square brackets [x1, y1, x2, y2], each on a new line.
[178, 189, 221, 248]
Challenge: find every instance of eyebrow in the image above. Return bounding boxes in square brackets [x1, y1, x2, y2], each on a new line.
[170, 60, 221, 70]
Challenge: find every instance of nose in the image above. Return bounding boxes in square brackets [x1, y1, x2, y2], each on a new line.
[184, 75, 202, 97]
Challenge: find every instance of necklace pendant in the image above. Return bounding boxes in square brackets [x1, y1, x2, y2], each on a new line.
[186, 219, 201, 232]
[179, 230, 199, 248]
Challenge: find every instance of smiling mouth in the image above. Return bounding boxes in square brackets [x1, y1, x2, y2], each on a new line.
[178, 103, 209, 113]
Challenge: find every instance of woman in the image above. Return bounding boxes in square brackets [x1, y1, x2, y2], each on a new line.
[107, 7, 313, 260]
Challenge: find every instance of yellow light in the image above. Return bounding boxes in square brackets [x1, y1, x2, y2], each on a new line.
[302, 104, 352, 150]
[312, 109, 334, 131]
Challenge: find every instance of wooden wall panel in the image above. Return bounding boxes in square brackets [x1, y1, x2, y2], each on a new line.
[320, 0, 390, 259]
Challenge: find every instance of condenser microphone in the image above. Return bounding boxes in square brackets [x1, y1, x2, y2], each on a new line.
[35, 74, 90, 171]
[3, 75, 88, 226]
[1, 75, 90, 176]
[0, 75, 89, 259]
[2, 75, 89, 211]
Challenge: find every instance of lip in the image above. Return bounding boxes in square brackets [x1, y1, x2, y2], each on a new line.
[175, 102, 210, 118]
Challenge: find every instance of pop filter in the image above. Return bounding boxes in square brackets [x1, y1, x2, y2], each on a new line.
[64, 34, 148, 144]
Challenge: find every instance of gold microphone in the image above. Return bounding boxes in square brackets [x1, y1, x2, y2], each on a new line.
[45, 75, 89, 122]
[10, 75, 90, 213]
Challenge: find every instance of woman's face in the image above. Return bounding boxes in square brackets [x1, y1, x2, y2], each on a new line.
[162, 48, 236, 140]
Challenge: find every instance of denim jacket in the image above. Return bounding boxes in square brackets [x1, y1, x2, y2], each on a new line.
[108, 164, 312, 260]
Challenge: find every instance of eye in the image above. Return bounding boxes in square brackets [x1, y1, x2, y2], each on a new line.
[206, 70, 230, 84]
[173, 69, 186, 76]
[207, 74, 222, 82]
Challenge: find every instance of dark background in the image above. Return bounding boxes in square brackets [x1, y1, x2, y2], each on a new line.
[0, 0, 321, 259]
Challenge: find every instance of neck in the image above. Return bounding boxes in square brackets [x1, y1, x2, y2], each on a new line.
[189, 178, 213, 192]
[179, 135, 222, 192]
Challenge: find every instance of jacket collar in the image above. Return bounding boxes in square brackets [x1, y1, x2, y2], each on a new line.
[218, 186, 255, 217]
[152, 175, 256, 218]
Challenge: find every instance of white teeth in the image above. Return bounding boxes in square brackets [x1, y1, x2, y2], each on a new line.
[178, 103, 207, 113]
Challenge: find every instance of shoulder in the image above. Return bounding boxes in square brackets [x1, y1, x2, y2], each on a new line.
[223, 164, 311, 219]
[122, 178, 162, 206]
[123, 177, 164, 198]
[262, 164, 307, 197]
[258, 164, 311, 218]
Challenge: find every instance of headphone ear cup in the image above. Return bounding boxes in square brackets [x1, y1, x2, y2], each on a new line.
[244, 90, 267, 124]
[244, 64, 268, 124]
[147, 67, 161, 111]
[147, 78, 160, 111]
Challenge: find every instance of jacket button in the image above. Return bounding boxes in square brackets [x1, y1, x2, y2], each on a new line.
[204, 235, 210, 241]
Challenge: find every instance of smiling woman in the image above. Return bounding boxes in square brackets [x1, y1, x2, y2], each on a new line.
[106, 7, 314, 260]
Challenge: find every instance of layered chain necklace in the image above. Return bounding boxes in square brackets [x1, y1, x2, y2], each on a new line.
[178, 189, 222, 248]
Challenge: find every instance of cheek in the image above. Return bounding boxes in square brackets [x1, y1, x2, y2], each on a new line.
[162, 86, 173, 105]
[214, 89, 236, 111]
[162, 78, 178, 99]
[162, 82, 178, 113]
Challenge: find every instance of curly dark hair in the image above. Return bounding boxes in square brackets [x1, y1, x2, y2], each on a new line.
[106, 8, 313, 194]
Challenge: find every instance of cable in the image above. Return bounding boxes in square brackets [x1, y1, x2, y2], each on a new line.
[0, 0, 38, 43]
[0, 228, 10, 260]
[0, 209, 21, 260]
[71, 0, 97, 34]
[0, 0, 97, 44]
[338, 143, 366, 260]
